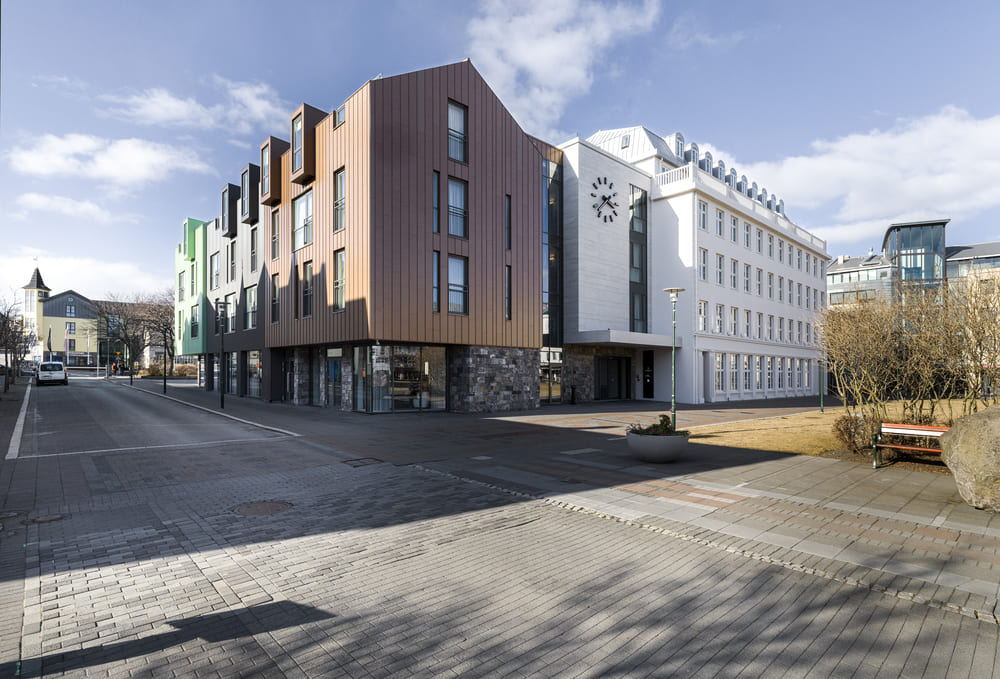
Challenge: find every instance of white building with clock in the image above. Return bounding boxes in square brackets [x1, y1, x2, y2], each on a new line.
[557, 126, 828, 404]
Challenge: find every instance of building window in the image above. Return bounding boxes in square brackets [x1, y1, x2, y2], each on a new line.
[333, 249, 345, 311]
[178, 271, 185, 301]
[66, 304, 76, 318]
[191, 305, 199, 338]
[716, 209, 724, 237]
[756, 268, 763, 296]
[271, 274, 279, 323]
[448, 178, 468, 238]
[715, 353, 725, 393]
[756, 229, 763, 253]
[250, 227, 258, 272]
[715, 254, 724, 285]
[631, 243, 646, 283]
[432, 172, 440, 233]
[777, 357, 785, 389]
[755, 355, 763, 390]
[448, 255, 468, 314]
[698, 201, 707, 230]
[744, 309, 751, 338]
[505, 195, 512, 249]
[788, 279, 794, 304]
[448, 101, 468, 162]
[729, 306, 738, 335]
[505, 265, 512, 320]
[805, 286, 811, 309]
[190, 263, 196, 296]
[293, 191, 313, 250]
[225, 293, 236, 333]
[245, 285, 257, 329]
[270, 211, 279, 260]
[778, 317, 785, 342]
[66, 339, 75, 351]
[333, 168, 346, 232]
[229, 241, 236, 282]
[66, 321, 76, 335]
[730, 259, 738, 289]
[730, 353, 739, 392]
[432, 251, 440, 312]
[630, 185, 647, 233]
[757, 312, 763, 339]
[767, 357, 774, 390]
[778, 276, 784, 302]
[213, 299, 219, 334]
[631, 292, 646, 332]
[744, 222, 751, 248]
[302, 261, 313, 317]
[768, 273, 774, 299]
[241, 169, 250, 220]
[292, 114, 303, 172]
[260, 144, 270, 196]
[768, 315, 774, 341]
[797, 283, 803, 307]
[744, 264, 751, 292]
[768, 234, 774, 258]
[698, 300, 707, 331]
[715, 304, 724, 333]
[778, 239, 784, 263]
[699, 248, 708, 280]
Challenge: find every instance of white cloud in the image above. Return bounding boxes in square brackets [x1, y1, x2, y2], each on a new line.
[13, 193, 111, 222]
[33, 74, 88, 91]
[468, 0, 661, 140]
[666, 11, 745, 50]
[708, 107, 1000, 248]
[102, 77, 289, 136]
[7, 133, 214, 189]
[0, 248, 169, 304]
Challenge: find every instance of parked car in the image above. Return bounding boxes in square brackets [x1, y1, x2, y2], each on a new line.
[36, 362, 68, 386]
[21, 362, 37, 377]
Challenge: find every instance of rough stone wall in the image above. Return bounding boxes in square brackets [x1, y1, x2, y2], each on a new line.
[292, 347, 311, 405]
[448, 346, 540, 413]
[338, 358, 354, 411]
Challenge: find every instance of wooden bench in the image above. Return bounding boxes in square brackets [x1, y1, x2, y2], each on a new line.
[872, 422, 950, 469]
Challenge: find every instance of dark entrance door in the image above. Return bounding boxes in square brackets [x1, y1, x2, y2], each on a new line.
[642, 350, 655, 398]
[595, 357, 630, 400]
[326, 358, 342, 408]
[282, 360, 295, 401]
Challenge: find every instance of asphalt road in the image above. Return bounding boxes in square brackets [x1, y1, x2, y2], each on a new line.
[0, 379, 997, 677]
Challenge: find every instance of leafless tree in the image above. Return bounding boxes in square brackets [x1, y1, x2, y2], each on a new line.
[0, 295, 31, 392]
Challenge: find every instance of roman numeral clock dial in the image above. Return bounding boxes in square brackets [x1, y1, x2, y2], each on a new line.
[590, 176, 619, 223]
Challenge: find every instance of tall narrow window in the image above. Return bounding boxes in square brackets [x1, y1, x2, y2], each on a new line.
[715, 254, 724, 285]
[432, 172, 440, 233]
[744, 222, 751, 248]
[250, 227, 258, 272]
[333, 249, 345, 311]
[293, 191, 313, 250]
[333, 168, 346, 232]
[260, 144, 270, 196]
[448, 178, 468, 238]
[730, 215, 738, 242]
[432, 251, 440, 312]
[743, 263, 751, 292]
[447, 101, 468, 162]
[245, 285, 257, 329]
[302, 261, 313, 317]
[241, 169, 250, 220]
[292, 114, 303, 172]
[505, 265, 512, 320]
[504, 195, 512, 249]
[698, 201, 707, 230]
[190, 304, 199, 338]
[698, 300, 707, 331]
[225, 293, 236, 333]
[448, 255, 468, 314]
[716, 209, 724, 236]
[699, 248, 708, 280]
[178, 271, 185, 301]
[271, 274, 279, 323]
[631, 242, 645, 283]
[210, 253, 220, 289]
[190, 263, 196, 296]
[270, 210, 279, 260]
[229, 241, 236, 281]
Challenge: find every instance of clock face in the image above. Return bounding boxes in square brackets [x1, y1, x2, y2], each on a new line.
[591, 176, 619, 222]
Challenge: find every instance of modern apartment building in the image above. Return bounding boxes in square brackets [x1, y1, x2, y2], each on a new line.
[826, 219, 1000, 306]
[175, 60, 828, 411]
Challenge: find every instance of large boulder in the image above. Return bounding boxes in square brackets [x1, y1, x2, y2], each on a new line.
[941, 407, 1000, 512]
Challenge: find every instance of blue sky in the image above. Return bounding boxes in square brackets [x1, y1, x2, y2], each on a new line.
[2, 0, 998, 301]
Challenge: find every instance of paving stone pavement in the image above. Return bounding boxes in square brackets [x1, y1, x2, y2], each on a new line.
[1, 378, 999, 677]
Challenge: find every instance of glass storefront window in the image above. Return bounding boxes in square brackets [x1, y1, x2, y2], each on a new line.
[247, 350, 261, 398]
[353, 345, 446, 413]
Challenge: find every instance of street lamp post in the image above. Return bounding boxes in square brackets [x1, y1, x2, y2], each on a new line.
[663, 287, 685, 430]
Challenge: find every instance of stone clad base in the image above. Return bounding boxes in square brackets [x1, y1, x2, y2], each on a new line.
[448, 346, 540, 413]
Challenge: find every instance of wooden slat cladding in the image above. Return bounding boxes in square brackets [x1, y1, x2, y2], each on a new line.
[369, 60, 543, 349]
[264, 60, 542, 351]
[265, 84, 373, 350]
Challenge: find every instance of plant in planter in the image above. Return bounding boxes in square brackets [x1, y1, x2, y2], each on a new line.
[626, 415, 689, 463]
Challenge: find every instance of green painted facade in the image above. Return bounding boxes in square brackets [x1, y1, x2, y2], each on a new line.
[174, 218, 209, 358]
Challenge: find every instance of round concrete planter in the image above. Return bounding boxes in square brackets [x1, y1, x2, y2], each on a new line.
[627, 431, 689, 463]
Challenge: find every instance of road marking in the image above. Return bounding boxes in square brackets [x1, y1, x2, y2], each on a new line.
[561, 448, 600, 455]
[5, 383, 31, 460]
[19, 435, 293, 459]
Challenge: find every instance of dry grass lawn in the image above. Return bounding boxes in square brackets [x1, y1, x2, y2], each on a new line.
[688, 407, 952, 474]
